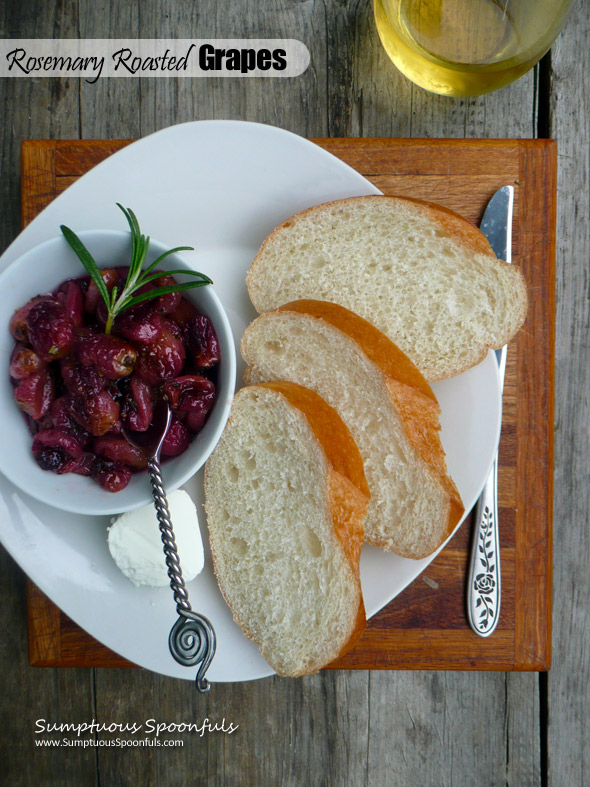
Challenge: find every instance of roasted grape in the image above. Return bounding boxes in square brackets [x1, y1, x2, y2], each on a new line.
[161, 416, 191, 457]
[93, 436, 147, 469]
[55, 280, 84, 328]
[26, 299, 74, 361]
[164, 374, 215, 413]
[50, 397, 92, 447]
[184, 314, 220, 368]
[170, 297, 198, 327]
[67, 391, 120, 437]
[91, 457, 132, 492]
[135, 328, 185, 383]
[120, 375, 153, 432]
[9, 296, 45, 342]
[77, 332, 137, 379]
[13, 369, 54, 420]
[10, 344, 46, 381]
[60, 357, 108, 398]
[161, 317, 184, 344]
[153, 274, 182, 314]
[32, 429, 83, 474]
[117, 304, 162, 344]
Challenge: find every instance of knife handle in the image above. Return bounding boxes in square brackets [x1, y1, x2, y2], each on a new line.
[467, 456, 501, 636]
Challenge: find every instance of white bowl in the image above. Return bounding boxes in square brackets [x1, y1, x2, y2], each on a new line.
[0, 230, 236, 515]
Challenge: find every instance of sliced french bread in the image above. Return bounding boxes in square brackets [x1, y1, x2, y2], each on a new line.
[246, 195, 528, 381]
[241, 300, 464, 558]
[204, 381, 369, 677]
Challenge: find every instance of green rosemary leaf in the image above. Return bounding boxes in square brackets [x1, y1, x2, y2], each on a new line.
[121, 280, 211, 310]
[116, 204, 137, 267]
[141, 246, 195, 277]
[127, 206, 141, 240]
[138, 269, 213, 286]
[137, 234, 150, 277]
[60, 225, 110, 304]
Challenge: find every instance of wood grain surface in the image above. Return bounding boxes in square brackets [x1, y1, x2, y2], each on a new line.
[22, 137, 555, 672]
[1, 0, 587, 785]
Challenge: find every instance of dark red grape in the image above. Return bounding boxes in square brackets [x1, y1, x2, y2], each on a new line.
[60, 357, 108, 397]
[161, 416, 191, 457]
[184, 314, 220, 369]
[170, 297, 198, 328]
[161, 317, 184, 344]
[67, 391, 120, 437]
[9, 295, 46, 342]
[76, 332, 137, 379]
[117, 303, 162, 344]
[13, 369, 54, 420]
[135, 328, 185, 383]
[9, 344, 46, 380]
[164, 374, 215, 410]
[32, 429, 83, 474]
[91, 457, 132, 492]
[168, 373, 215, 434]
[50, 396, 92, 447]
[185, 409, 210, 433]
[93, 436, 147, 469]
[153, 274, 181, 314]
[50, 396, 73, 430]
[120, 375, 153, 432]
[55, 280, 84, 328]
[26, 299, 74, 361]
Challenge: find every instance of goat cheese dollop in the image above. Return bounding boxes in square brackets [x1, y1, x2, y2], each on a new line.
[107, 490, 204, 587]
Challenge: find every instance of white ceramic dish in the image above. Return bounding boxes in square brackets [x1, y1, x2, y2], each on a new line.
[0, 121, 501, 682]
[0, 229, 236, 516]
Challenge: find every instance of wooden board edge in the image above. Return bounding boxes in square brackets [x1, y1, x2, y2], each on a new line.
[513, 140, 556, 670]
[54, 139, 133, 175]
[21, 140, 57, 228]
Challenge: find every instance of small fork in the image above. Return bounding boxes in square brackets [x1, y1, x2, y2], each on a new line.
[123, 399, 216, 691]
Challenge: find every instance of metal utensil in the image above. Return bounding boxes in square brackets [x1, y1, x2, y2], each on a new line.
[123, 399, 216, 690]
[467, 185, 514, 637]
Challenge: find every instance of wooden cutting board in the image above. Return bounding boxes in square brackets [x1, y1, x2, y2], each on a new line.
[23, 138, 555, 671]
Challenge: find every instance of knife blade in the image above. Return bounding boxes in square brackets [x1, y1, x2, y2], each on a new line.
[480, 185, 513, 380]
[466, 185, 514, 637]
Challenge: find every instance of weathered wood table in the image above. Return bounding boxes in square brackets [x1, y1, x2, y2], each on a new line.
[0, 1, 587, 784]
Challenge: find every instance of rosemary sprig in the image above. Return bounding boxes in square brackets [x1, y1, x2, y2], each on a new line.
[60, 204, 212, 335]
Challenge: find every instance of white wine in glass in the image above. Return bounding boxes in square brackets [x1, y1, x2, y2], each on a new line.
[374, 0, 572, 96]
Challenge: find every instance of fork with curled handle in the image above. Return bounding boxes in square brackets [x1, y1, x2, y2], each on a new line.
[123, 397, 216, 691]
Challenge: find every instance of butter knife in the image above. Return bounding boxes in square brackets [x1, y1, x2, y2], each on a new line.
[467, 185, 513, 637]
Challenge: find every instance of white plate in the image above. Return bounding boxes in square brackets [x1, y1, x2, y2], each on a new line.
[0, 121, 501, 682]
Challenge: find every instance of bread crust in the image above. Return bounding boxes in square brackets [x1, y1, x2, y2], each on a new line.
[242, 301, 465, 557]
[278, 299, 436, 401]
[204, 382, 369, 675]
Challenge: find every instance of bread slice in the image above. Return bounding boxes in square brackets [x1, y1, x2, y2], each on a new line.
[246, 195, 528, 381]
[241, 300, 464, 558]
[204, 381, 369, 677]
